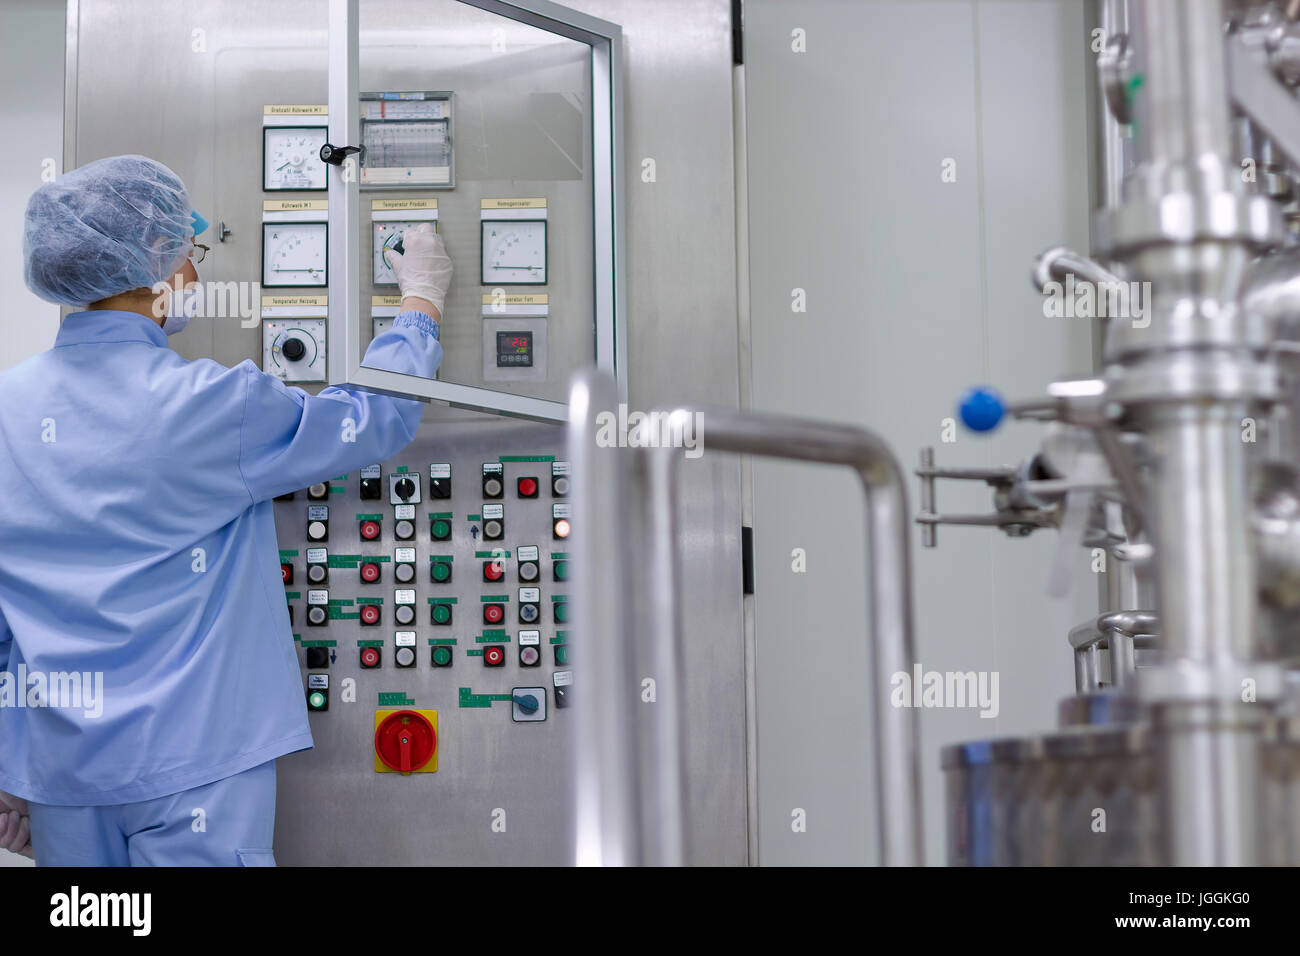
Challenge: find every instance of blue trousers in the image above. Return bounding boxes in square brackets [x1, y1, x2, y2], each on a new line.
[28, 760, 277, 866]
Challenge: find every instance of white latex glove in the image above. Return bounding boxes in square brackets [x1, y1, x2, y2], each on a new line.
[0, 791, 32, 859]
[388, 223, 453, 316]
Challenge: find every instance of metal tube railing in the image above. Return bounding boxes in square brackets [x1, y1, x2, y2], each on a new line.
[567, 369, 923, 865]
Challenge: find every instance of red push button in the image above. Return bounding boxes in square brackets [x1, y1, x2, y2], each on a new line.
[360, 562, 381, 583]
[374, 710, 436, 773]
[281, 563, 293, 584]
[360, 646, 381, 668]
[360, 520, 381, 541]
[483, 646, 505, 667]
[517, 477, 538, 498]
[360, 604, 381, 626]
[482, 560, 505, 582]
[483, 603, 505, 624]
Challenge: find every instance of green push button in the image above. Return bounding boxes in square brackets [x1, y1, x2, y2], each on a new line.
[554, 644, 569, 666]
[308, 690, 327, 711]
[431, 604, 452, 625]
[431, 645, 453, 667]
[554, 601, 569, 624]
[553, 560, 568, 582]
[431, 561, 452, 583]
[431, 519, 452, 541]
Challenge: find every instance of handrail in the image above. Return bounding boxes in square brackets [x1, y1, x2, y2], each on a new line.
[567, 369, 923, 865]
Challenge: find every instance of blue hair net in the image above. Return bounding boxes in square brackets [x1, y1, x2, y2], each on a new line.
[24, 155, 194, 307]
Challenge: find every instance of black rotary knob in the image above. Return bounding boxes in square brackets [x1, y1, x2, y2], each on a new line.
[395, 477, 415, 500]
[282, 337, 307, 361]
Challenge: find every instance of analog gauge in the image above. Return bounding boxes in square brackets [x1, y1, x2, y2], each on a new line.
[263, 126, 328, 191]
[262, 318, 326, 383]
[373, 220, 436, 286]
[481, 219, 547, 285]
[263, 222, 328, 287]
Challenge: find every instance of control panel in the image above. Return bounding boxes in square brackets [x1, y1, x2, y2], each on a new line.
[272, 420, 574, 865]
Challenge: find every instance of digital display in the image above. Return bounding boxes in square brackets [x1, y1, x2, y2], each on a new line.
[496, 331, 534, 368]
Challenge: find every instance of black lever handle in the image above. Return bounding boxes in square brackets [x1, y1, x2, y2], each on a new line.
[319, 143, 363, 166]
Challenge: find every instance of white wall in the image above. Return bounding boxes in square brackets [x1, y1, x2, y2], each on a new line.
[0, 0, 64, 375]
[0, 0, 64, 868]
[744, 0, 1098, 864]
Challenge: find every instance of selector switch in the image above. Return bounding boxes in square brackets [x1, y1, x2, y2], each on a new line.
[359, 464, 383, 500]
[429, 463, 451, 499]
[390, 473, 421, 504]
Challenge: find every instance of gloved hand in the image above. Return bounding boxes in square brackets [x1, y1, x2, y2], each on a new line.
[388, 223, 453, 317]
[0, 791, 32, 859]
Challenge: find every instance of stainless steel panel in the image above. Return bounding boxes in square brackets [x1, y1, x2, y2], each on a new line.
[67, 0, 745, 865]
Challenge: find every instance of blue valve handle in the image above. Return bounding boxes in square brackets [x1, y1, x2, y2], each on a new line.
[958, 387, 1005, 433]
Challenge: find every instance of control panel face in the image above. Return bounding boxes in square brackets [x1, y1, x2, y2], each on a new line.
[263, 318, 327, 383]
[272, 420, 574, 865]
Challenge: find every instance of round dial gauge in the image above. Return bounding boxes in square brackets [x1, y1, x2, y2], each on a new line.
[481, 219, 547, 285]
[264, 126, 328, 190]
[263, 223, 328, 287]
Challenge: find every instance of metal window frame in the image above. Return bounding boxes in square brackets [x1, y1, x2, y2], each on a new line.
[327, 0, 626, 423]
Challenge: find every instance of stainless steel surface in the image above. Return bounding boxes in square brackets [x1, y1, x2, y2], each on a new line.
[572, 368, 922, 866]
[66, 0, 746, 866]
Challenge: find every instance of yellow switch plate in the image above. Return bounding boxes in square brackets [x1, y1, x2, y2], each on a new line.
[373, 709, 439, 774]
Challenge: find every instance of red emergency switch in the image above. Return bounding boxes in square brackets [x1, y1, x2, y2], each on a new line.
[360, 562, 381, 583]
[374, 710, 437, 773]
[360, 520, 381, 541]
[360, 646, 381, 668]
[482, 560, 505, 582]
[483, 646, 505, 667]
[360, 604, 381, 626]
[281, 563, 293, 585]
[483, 603, 505, 625]
[517, 477, 538, 498]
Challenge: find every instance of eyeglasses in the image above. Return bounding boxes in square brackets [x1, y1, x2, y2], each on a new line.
[191, 243, 209, 265]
